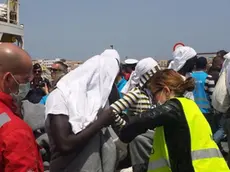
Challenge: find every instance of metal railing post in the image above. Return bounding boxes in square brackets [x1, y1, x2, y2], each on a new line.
[7, 0, 10, 23]
[17, 0, 19, 25]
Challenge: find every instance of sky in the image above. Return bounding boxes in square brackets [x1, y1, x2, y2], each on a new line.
[20, 0, 230, 61]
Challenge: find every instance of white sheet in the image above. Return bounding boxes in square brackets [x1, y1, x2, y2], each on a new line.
[223, 53, 230, 95]
[221, 52, 230, 74]
[56, 49, 120, 134]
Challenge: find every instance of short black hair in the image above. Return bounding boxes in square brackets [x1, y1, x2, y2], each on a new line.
[196, 57, 207, 69]
[216, 50, 228, 58]
[33, 63, 41, 70]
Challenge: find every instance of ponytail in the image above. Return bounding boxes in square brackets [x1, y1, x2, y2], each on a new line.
[177, 77, 195, 93]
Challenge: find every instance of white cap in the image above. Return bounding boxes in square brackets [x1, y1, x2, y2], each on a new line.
[124, 58, 138, 65]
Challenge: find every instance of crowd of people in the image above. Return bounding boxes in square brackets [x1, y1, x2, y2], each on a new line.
[0, 43, 230, 172]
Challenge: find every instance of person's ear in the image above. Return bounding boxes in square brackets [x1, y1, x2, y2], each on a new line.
[163, 86, 171, 98]
[1, 72, 13, 93]
[3, 72, 13, 84]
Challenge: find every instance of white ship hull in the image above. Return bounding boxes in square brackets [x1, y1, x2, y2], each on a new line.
[0, 0, 24, 48]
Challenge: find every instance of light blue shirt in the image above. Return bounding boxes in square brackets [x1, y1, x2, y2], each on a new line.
[116, 77, 127, 98]
[191, 71, 210, 113]
[39, 94, 49, 105]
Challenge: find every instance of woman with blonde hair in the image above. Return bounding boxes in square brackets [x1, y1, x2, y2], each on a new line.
[118, 69, 229, 172]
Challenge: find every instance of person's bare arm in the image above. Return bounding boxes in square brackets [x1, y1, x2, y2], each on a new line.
[49, 108, 114, 155]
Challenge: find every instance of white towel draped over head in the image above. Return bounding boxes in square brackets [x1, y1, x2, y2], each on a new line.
[121, 57, 160, 94]
[224, 53, 230, 95]
[56, 49, 120, 134]
[168, 46, 197, 71]
[222, 52, 230, 72]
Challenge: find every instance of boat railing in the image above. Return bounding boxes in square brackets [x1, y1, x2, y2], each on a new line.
[0, 0, 19, 25]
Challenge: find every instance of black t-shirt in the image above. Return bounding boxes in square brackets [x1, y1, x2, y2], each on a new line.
[25, 77, 51, 104]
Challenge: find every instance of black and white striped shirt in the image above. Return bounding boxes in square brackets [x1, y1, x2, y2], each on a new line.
[204, 75, 216, 101]
[111, 87, 152, 129]
[111, 65, 160, 129]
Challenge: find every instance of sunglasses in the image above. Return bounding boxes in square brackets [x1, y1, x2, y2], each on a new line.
[33, 70, 42, 74]
[50, 68, 62, 73]
[152, 89, 162, 96]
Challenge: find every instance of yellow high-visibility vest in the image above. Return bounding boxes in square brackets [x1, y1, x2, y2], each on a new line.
[148, 97, 229, 172]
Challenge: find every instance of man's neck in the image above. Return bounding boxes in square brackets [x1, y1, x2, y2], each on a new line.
[52, 75, 64, 87]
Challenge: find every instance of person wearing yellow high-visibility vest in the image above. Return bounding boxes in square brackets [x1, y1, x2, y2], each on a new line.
[118, 69, 229, 172]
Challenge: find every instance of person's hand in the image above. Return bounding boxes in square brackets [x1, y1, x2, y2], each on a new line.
[96, 108, 115, 128]
[42, 83, 49, 95]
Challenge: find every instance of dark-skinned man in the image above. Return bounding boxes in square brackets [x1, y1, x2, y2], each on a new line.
[45, 49, 120, 172]
[0, 43, 43, 171]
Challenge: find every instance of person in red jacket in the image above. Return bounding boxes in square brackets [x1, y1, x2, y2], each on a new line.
[0, 43, 43, 172]
[123, 59, 138, 80]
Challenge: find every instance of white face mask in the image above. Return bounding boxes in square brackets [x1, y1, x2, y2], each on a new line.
[10, 74, 31, 101]
[14, 82, 30, 101]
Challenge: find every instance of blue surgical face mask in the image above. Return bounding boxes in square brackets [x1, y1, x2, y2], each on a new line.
[10, 74, 30, 101]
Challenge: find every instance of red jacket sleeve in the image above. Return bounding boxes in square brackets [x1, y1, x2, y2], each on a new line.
[2, 129, 44, 172]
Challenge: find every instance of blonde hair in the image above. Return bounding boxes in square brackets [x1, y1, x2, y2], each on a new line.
[150, 69, 195, 96]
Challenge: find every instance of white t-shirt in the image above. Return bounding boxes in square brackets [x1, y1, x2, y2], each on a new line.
[45, 88, 110, 133]
[45, 88, 69, 119]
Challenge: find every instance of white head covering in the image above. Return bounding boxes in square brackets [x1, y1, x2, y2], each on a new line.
[56, 49, 120, 134]
[222, 52, 230, 71]
[168, 46, 197, 71]
[224, 53, 230, 95]
[121, 57, 160, 94]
